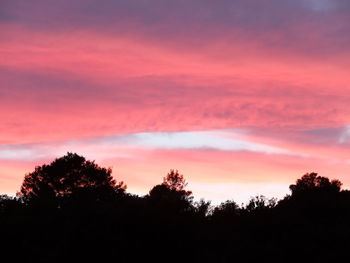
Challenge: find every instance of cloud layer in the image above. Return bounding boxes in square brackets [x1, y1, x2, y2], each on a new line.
[1, 0, 350, 202]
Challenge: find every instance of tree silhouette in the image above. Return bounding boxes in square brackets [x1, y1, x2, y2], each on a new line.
[19, 152, 126, 208]
[148, 169, 193, 214]
[289, 172, 342, 196]
[194, 198, 212, 217]
[211, 200, 239, 220]
[245, 195, 277, 213]
[276, 172, 344, 220]
[162, 169, 192, 195]
[3, 153, 350, 262]
[0, 195, 22, 215]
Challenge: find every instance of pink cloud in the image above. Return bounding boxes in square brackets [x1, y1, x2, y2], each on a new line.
[1, 26, 350, 145]
[1, 0, 350, 202]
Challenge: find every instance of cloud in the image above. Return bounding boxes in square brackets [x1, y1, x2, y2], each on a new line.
[0, 130, 292, 162]
[1, 0, 350, 201]
[1, 27, 350, 144]
[104, 130, 294, 155]
[1, 128, 350, 202]
[2, 0, 350, 59]
[339, 126, 350, 144]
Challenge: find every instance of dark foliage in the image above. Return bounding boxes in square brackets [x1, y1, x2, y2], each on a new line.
[1, 155, 350, 262]
[148, 169, 193, 215]
[18, 153, 126, 209]
[289, 172, 342, 195]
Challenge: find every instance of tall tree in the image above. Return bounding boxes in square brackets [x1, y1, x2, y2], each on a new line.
[162, 169, 192, 196]
[19, 152, 126, 207]
[148, 169, 193, 214]
[289, 172, 342, 196]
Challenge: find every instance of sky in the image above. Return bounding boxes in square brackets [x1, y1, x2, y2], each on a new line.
[1, 0, 350, 204]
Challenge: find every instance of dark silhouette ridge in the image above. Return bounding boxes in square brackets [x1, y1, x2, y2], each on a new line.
[1, 153, 350, 262]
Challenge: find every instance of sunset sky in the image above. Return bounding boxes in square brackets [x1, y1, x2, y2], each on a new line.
[1, 0, 350, 203]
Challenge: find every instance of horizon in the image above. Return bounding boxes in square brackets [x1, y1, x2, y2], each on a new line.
[1, 0, 350, 204]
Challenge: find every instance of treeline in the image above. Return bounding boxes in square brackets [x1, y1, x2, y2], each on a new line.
[1, 153, 350, 262]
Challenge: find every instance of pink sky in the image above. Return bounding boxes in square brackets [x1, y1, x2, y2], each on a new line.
[1, 0, 350, 203]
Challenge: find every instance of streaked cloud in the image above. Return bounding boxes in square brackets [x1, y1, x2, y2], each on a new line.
[0, 130, 293, 161]
[107, 130, 293, 155]
[339, 126, 350, 144]
[1, 0, 350, 202]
